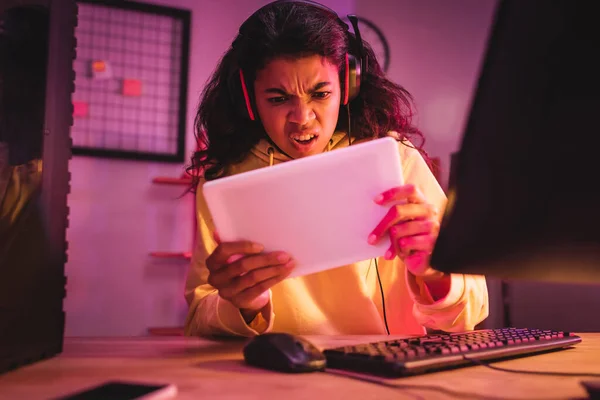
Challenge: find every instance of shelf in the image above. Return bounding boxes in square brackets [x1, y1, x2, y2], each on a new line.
[149, 251, 192, 260]
[147, 326, 184, 336]
[150, 172, 198, 264]
[152, 176, 192, 185]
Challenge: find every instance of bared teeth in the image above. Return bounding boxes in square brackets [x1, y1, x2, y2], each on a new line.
[293, 134, 315, 141]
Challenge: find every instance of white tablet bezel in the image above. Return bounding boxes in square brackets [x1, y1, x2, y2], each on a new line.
[202, 137, 404, 278]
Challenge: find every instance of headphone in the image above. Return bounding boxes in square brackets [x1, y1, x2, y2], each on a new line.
[228, 0, 366, 121]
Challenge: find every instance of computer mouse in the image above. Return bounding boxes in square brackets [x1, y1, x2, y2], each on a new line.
[581, 380, 600, 400]
[243, 332, 327, 373]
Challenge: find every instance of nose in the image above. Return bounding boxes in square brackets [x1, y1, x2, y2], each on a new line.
[287, 99, 316, 126]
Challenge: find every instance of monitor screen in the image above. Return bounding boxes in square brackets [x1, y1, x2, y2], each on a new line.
[430, 0, 600, 284]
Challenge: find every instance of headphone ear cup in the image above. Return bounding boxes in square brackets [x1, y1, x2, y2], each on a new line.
[346, 53, 361, 102]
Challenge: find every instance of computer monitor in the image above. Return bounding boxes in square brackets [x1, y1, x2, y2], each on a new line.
[430, 0, 600, 284]
[0, 0, 76, 373]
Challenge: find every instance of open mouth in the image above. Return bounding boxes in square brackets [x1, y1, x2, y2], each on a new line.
[291, 133, 318, 145]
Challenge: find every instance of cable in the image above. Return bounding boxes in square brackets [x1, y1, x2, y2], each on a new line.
[374, 258, 390, 335]
[345, 77, 390, 337]
[463, 355, 600, 377]
[324, 369, 563, 400]
[346, 103, 352, 146]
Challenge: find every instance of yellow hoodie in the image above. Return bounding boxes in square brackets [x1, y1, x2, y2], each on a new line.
[184, 132, 489, 337]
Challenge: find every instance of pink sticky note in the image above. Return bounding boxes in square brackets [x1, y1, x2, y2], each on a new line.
[122, 79, 142, 97]
[73, 101, 89, 117]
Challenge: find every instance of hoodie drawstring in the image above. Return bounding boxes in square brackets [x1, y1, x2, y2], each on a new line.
[267, 147, 274, 166]
[267, 139, 334, 166]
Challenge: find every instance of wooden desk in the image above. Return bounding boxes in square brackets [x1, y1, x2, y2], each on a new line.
[0, 334, 599, 400]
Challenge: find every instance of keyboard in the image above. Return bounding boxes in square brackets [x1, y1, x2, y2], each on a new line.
[323, 328, 581, 377]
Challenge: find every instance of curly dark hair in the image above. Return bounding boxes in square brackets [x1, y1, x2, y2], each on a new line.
[187, 1, 428, 187]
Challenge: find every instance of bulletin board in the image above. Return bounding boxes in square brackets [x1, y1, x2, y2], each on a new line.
[71, 0, 190, 162]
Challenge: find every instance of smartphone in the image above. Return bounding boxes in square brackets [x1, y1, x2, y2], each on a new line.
[54, 381, 177, 400]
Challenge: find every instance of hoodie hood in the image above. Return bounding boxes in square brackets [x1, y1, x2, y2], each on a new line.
[250, 131, 354, 167]
[221, 131, 402, 178]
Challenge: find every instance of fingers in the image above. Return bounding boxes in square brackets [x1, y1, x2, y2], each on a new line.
[387, 234, 435, 275]
[383, 233, 436, 260]
[368, 203, 437, 244]
[231, 271, 294, 308]
[382, 220, 437, 260]
[396, 233, 436, 254]
[208, 251, 290, 287]
[390, 219, 437, 240]
[374, 184, 427, 206]
[219, 261, 295, 300]
[206, 238, 297, 310]
[371, 187, 443, 278]
[369, 185, 439, 245]
[206, 241, 264, 271]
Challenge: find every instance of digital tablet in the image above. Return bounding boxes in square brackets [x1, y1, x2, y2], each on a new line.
[202, 137, 404, 278]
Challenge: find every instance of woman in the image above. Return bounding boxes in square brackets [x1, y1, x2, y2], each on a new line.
[184, 0, 488, 337]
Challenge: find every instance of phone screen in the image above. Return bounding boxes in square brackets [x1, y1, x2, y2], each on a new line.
[54, 381, 176, 400]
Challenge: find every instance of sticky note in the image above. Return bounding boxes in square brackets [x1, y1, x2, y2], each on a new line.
[90, 60, 112, 79]
[73, 101, 89, 117]
[122, 79, 142, 97]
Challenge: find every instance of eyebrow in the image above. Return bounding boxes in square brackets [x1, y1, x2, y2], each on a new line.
[264, 81, 332, 95]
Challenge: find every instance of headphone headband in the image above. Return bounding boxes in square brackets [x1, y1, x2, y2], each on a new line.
[238, 0, 345, 35]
